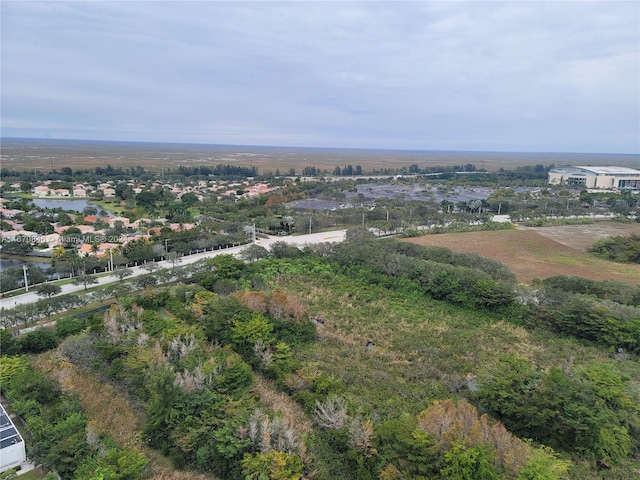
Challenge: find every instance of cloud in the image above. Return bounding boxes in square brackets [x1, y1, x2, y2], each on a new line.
[1, 1, 638, 153]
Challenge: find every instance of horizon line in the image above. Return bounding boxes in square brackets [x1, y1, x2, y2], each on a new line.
[2, 136, 639, 157]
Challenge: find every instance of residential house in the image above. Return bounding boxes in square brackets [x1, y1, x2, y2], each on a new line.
[0, 230, 39, 242]
[0, 209, 25, 219]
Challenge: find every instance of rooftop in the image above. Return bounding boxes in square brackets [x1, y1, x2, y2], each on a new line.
[0, 404, 23, 450]
[551, 166, 640, 175]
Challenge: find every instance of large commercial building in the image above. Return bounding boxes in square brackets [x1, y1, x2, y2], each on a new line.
[548, 166, 640, 191]
[0, 404, 26, 472]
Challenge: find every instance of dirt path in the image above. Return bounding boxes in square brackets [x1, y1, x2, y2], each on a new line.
[403, 223, 640, 285]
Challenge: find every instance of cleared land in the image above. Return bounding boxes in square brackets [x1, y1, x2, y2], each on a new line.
[403, 222, 640, 285]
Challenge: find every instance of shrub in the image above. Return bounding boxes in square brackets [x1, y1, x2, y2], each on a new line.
[588, 234, 640, 263]
[18, 328, 59, 353]
[56, 317, 86, 338]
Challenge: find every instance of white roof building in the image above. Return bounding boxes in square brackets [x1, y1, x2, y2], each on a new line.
[548, 166, 640, 191]
[0, 404, 26, 473]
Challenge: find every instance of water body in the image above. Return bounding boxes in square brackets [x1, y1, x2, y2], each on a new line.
[30, 198, 111, 216]
[0, 257, 50, 273]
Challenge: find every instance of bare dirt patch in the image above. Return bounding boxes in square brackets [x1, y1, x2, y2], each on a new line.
[522, 222, 640, 251]
[403, 222, 640, 285]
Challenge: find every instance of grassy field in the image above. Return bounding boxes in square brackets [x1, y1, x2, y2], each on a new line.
[3, 138, 639, 173]
[277, 273, 629, 421]
[403, 222, 640, 285]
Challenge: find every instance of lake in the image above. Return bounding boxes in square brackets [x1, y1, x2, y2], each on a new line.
[0, 257, 51, 273]
[30, 198, 112, 215]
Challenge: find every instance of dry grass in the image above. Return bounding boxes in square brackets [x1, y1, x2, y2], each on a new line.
[32, 349, 215, 480]
[253, 375, 313, 435]
[404, 223, 640, 285]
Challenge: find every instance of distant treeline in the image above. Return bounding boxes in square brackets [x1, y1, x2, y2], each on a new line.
[0, 163, 258, 181]
[175, 164, 258, 177]
[1, 163, 554, 183]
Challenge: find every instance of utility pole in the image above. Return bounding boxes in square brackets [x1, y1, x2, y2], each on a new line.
[309, 216, 312, 234]
[109, 248, 114, 272]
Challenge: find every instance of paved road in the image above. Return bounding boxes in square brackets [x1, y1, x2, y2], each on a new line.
[0, 230, 347, 310]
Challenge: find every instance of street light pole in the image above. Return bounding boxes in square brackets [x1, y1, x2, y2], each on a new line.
[22, 264, 29, 292]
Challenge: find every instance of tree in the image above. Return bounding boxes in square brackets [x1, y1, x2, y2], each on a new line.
[36, 283, 62, 299]
[0, 267, 23, 292]
[231, 312, 274, 356]
[0, 330, 20, 356]
[269, 241, 303, 259]
[136, 190, 159, 211]
[111, 267, 133, 282]
[166, 251, 182, 269]
[441, 442, 500, 480]
[240, 244, 269, 263]
[72, 274, 99, 291]
[56, 317, 85, 338]
[56, 212, 74, 226]
[474, 355, 639, 461]
[133, 274, 157, 289]
[143, 368, 183, 450]
[83, 206, 98, 216]
[123, 239, 155, 264]
[19, 329, 60, 353]
[1, 238, 34, 255]
[115, 183, 135, 200]
[141, 261, 159, 274]
[180, 192, 199, 207]
[103, 283, 130, 302]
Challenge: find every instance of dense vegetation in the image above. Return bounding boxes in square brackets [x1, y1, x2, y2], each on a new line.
[588, 234, 640, 264]
[1, 231, 639, 479]
[0, 356, 148, 479]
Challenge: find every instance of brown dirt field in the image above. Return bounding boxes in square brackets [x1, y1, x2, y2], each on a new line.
[403, 222, 640, 285]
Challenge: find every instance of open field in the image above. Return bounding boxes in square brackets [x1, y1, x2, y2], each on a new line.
[2, 138, 639, 173]
[403, 222, 640, 285]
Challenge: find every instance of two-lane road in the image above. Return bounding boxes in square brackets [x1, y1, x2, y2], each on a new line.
[0, 230, 347, 310]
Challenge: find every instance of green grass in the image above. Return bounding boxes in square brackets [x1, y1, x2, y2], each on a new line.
[278, 272, 633, 422]
[4, 469, 49, 480]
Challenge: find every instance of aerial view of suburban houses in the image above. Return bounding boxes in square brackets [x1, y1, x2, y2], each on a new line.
[0, 177, 277, 262]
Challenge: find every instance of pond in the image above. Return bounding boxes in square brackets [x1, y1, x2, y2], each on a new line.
[30, 198, 113, 215]
[0, 257, 51, 273]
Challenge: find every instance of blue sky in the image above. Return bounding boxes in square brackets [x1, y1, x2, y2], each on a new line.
[1, 1, 639, 153]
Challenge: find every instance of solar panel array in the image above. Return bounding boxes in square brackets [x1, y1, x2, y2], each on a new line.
[0, 405, 23, 450]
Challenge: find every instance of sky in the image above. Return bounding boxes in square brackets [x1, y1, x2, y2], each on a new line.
[1, 1, 639, 154]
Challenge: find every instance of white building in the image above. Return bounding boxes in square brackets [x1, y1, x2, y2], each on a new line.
[548, 166, 640, 191]
[0, 404, 26, 472]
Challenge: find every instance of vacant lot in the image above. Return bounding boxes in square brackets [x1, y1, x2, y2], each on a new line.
[404, 222, 640, 285]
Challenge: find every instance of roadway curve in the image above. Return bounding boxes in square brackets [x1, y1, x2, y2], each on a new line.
[0, 230, 347, 310]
